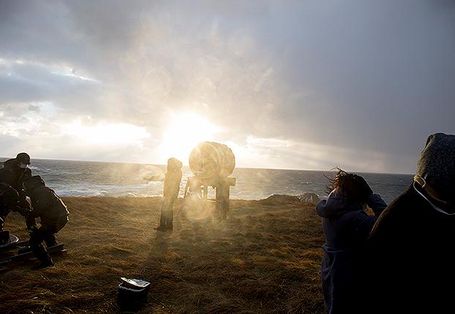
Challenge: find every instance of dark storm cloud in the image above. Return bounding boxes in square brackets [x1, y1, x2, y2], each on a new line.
[271, 0, 455, 154]
[0, 59, 100, 103]
[1, 0, 454, 172]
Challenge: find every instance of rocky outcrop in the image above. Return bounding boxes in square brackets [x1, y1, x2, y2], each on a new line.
[259, 193, 320, 206]
[297, 193, 320, 205]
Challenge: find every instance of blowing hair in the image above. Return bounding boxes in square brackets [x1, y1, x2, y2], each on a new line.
[326, 168, 371, 204]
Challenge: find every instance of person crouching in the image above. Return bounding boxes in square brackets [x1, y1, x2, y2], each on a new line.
[23, 175, 69, 269]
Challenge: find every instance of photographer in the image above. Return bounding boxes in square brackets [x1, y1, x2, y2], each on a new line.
[316, 170, 386, 314]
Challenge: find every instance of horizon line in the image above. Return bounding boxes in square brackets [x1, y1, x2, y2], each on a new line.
[0, 155, 413, 176]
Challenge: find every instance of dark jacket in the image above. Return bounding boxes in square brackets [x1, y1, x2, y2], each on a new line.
[0, 159, 32, 191]
[26, 184, 69, 227]
[361, 185, 455, 313]
[0, 183, 19, 219]
[317, 191, 386, 314]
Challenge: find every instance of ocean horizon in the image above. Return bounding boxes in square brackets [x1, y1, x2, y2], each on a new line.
[1, 157, 413, 203]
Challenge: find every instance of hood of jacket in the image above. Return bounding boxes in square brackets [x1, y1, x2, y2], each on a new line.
[3, 159, 18, 170]
[316, 190, 363, 218]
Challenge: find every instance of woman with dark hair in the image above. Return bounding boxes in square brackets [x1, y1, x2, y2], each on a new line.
[316, 170, 387, 314]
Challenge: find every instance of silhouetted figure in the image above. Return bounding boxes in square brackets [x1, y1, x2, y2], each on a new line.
[0, 152, 32, 192]
[156, 158, 182, 232]
[0, 183, 21, 243]
[0, 153, 33, 227]
[316, 170, 386, 314]
[361, 133, 455, 313]
[23, 175, 69, 269]
[0, 183, 19, 226]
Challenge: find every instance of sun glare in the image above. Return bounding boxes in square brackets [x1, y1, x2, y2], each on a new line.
[159, 112, 220, 162]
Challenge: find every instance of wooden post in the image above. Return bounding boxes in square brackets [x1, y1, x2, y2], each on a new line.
[215, 177, 235, 220]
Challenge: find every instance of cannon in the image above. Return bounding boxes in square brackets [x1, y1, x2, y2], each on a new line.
[184, 142, 236, 219]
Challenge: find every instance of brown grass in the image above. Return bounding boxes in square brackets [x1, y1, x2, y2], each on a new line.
[0, 197, 324, 313]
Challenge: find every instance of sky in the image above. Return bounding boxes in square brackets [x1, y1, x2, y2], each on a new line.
[1, 0, 454, 173]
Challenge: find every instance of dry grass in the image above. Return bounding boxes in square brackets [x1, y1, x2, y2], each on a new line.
[0, 197, 324, 313]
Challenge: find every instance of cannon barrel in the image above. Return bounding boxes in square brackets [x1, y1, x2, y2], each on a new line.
[189, 142, 235, 182]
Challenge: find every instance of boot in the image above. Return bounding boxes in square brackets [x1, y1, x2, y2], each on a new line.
[31, 243, 54, 269]
[32, 258, 54, 270]
[45, 235, 58, 248]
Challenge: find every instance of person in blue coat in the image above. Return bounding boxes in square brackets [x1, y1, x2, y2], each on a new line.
[316, 170, 387, 314]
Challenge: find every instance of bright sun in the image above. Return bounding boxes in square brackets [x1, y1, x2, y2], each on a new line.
[159, 112, 220, 162]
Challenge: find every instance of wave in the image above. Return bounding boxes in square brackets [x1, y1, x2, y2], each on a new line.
[21, 159, 412, 203]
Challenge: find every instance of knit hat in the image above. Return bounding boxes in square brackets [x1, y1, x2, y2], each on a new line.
[416, 133, 455, 201]
[16, 152, 30, 165]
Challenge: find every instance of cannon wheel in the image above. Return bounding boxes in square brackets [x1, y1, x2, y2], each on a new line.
[0, 234, 20, 252]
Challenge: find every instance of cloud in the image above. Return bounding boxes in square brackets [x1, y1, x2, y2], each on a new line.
[1, 0, 455, 172]
[229, 136, 413, 173]
[61, 118, 150, 146]
[0, 58, 100, 104]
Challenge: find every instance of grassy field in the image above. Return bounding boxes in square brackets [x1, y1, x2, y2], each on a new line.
[0, 196, 324, 313]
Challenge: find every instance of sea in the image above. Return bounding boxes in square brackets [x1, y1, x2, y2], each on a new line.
[0, 158, 413, 204]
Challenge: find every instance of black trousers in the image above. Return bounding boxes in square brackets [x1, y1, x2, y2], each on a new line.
[30, 216, 67, 263]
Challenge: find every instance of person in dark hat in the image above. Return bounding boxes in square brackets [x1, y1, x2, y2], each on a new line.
[23, 175, 69, 269]
[316, 170, 387, 314]
[156, 158, 182, 232]
[360, 133, 455, 313]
